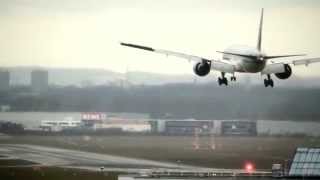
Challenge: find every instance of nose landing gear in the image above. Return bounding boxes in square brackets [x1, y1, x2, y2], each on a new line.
[264, 74, 274, 87]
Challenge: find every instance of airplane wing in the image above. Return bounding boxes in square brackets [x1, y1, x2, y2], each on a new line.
[121, 42, 236, 73]
[121, 42, 208, 62]
[262, 58, 320, 74]
[271, 58, 320, 66]
[290, 58, 320, 66]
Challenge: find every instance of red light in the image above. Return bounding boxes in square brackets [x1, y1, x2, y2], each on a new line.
[245, 162, 255, 173]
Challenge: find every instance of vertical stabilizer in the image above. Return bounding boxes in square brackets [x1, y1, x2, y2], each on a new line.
[257, 8, 264, 51]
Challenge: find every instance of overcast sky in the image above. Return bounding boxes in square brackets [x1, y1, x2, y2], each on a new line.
[0, 0, 319, 76]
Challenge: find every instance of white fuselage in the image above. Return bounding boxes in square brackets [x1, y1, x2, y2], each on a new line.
[222, 45, 267, 73]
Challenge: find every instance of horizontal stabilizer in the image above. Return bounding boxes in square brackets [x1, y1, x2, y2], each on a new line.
[217, 51, 306, 60]
[216, 51, 257, 59]
[264, 54, 306, 60]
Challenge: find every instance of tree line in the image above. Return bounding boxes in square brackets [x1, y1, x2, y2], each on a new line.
[1, 83, 319, 121]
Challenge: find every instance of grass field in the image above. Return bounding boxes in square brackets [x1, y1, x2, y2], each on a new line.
[0, 166, 117, 180]
[0, 159, 37, 166]
[0, 135, 319, 169]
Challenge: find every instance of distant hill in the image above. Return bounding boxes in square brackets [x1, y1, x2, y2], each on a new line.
[8, 66, 122, 87]
[6, 66, 212, 87]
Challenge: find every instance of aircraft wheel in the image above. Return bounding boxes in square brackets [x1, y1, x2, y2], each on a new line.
[218, 77, 222, 86]
[218, 77, 228, 86]
[270, 79, 274, 88]
[264, 79, 268, 87]
[264, 79, 274, 87]
[223, 77, 228, 86]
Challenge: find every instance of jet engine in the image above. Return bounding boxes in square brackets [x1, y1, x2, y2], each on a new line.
[193, 61, 210, 76]
[275, 64, 292, 79]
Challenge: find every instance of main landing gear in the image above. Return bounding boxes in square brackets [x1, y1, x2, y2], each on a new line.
[264, 74, 274, 88]
[218, 72, 230, 86]
[230, 76, 237, 81]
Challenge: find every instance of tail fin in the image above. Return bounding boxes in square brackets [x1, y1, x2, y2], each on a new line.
[257, 8, 264, 51]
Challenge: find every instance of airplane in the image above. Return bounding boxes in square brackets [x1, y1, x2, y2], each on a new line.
[120, 9, 320, 87]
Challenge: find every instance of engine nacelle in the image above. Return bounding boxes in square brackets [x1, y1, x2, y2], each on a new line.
[275, 64, 292, 80]
[193, 62, 210, 76]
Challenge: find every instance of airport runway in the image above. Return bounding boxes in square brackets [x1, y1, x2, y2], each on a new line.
[0, 144, 272, 178]
[0, 144, 197, 169]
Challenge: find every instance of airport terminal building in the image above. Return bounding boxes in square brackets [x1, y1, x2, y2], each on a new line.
[0, 112, 320, 136]
[151, 119, 257, 136]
